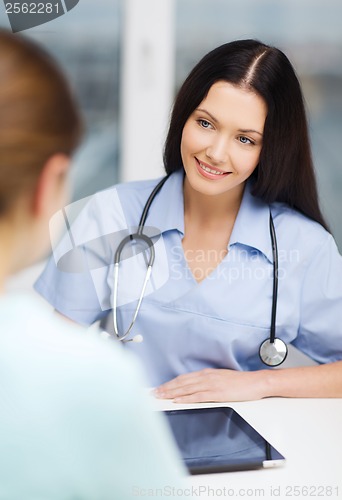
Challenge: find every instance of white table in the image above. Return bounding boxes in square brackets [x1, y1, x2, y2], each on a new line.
[152, 397, 342, 500]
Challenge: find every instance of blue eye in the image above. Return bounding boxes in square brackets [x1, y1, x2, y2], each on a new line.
[239, 136, 254, 145]
[198, 119, 212, 129]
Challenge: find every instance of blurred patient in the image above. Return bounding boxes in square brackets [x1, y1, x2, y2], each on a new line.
[0, 29, 185, 499]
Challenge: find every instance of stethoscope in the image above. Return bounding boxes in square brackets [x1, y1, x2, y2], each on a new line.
[112, 174, 288, 367]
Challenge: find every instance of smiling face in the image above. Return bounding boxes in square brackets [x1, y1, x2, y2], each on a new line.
[180, 81, 267, 200]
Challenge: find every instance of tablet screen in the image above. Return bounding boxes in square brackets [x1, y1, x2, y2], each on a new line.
[163, 407, 285, 474]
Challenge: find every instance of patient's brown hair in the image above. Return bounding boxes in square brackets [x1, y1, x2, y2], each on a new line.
[0, 30, 82, 215]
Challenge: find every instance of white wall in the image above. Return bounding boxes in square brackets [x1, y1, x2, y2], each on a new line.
[120, 0, 175, 182]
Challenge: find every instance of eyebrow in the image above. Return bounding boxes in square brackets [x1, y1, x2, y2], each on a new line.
[195, 108, 219, 124]
[195, 108, 264, 137]
[238, 128, 263, 137]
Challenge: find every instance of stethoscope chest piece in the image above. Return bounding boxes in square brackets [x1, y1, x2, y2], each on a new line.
[259, 338, 288, 367]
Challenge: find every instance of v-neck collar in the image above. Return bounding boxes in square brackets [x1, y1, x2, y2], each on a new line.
[229, 181, 274, 263]
[145, 170, 273, 263]
[144, 170, 185, 235]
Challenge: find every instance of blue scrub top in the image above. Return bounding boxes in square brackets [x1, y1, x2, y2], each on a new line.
[35, 170, 342, 386]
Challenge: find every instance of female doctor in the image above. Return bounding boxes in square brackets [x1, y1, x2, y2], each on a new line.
[36, 39, 342, 402]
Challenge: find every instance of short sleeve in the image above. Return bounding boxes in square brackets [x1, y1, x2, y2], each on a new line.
[34, 253, 107, 325]
[293, 234, 342, 363]
[34, 187, 130, 326]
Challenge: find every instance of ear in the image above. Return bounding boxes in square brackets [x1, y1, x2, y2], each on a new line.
[32, 154, 70, 219]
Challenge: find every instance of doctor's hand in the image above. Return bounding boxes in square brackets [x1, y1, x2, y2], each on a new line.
[154, 368, 270, 403]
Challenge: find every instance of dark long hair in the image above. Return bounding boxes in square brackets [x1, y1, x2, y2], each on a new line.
[163, 40, 329, 231]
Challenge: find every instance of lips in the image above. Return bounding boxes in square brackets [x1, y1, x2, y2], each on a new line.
[195, 158, 231, 180]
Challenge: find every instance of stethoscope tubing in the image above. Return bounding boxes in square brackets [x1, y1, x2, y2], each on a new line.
[112, 173, 288, 366]
[269, 212, 278, 345]
[112, 233, 155, 342]
[112, 176, 169, 342]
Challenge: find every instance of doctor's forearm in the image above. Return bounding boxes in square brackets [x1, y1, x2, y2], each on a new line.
[263, 361, 342, 398]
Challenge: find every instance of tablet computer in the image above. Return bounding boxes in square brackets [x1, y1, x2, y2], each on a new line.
[163, 406, 285, 475]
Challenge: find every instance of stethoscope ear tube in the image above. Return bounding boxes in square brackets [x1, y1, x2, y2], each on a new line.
[112, 175, 170, 342]
[114, 233, 155, 266]
[112, 234, 155, 342]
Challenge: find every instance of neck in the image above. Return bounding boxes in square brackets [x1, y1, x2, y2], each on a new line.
[0, 220, 17, 293]
[0, 211, 36, 293]
[183, 177, 245, 228]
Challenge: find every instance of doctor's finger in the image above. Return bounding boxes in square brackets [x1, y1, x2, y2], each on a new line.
[173, 391, 223, 404]
[156, 368, 215, 391]
[154, 376, 207, 397]
[155, 380, 209, 399]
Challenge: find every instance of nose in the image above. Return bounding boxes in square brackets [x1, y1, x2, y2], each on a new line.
[206, 134, 229, 164]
